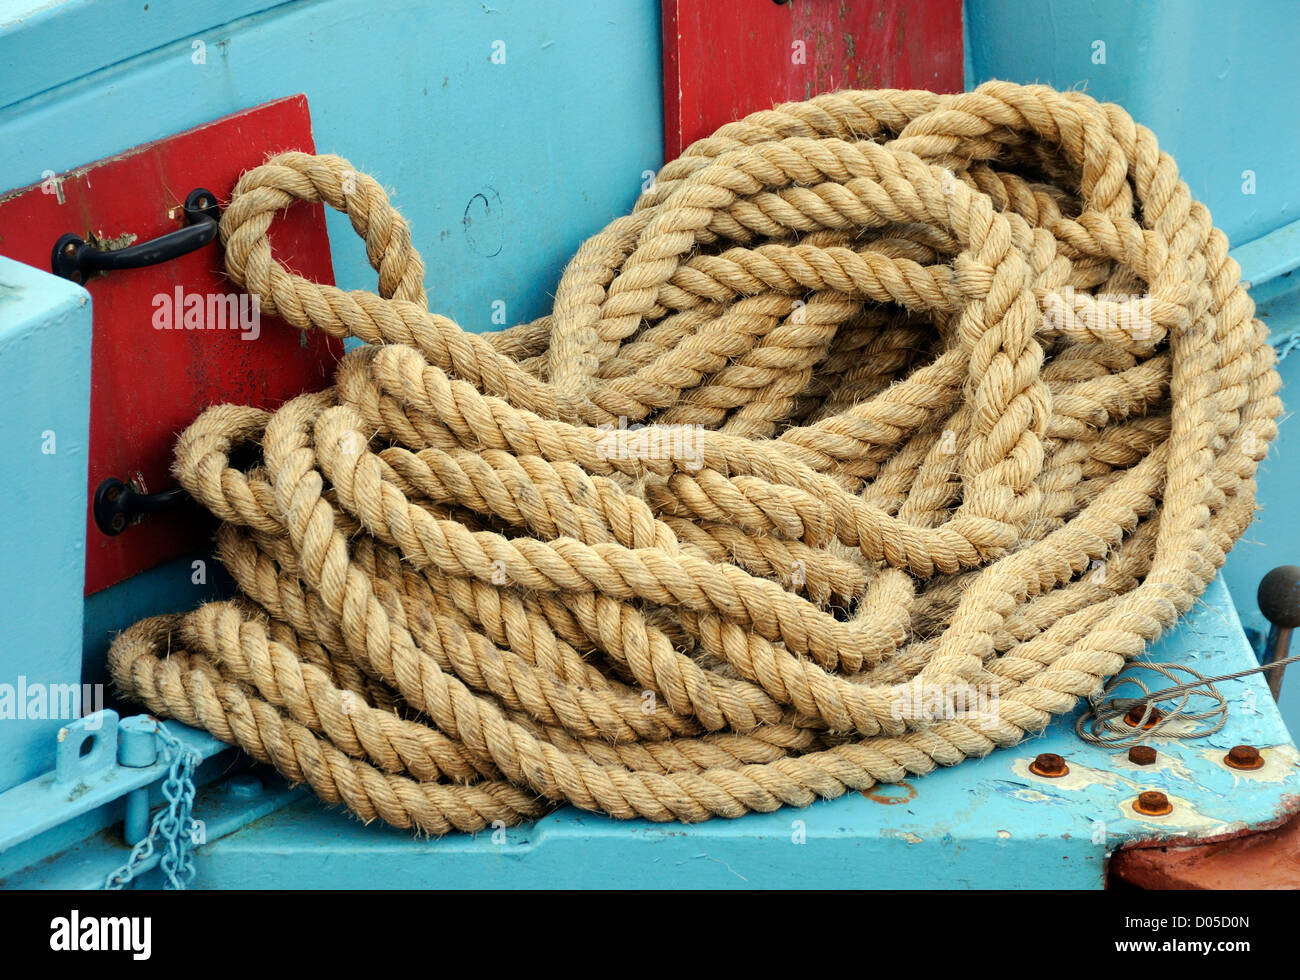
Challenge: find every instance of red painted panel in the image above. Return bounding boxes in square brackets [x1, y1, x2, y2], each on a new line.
[0, 96, 340, 595]
[1111, 808, 1300, 889]
[662, 0, 964, 159]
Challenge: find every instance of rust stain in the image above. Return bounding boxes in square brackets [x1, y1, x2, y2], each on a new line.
[863, 781, 917, 805]
[1132, 790, 1173, 817]
[1113, 805, 1300, 889]
[1225, 744, 1265, 771]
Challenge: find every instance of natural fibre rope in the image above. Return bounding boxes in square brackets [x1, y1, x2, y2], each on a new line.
[108, 82, 1281, 835]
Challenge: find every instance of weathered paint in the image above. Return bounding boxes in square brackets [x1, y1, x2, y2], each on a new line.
[0, 96, 340, 594]
[1112, 807, 1300, 889]
[662, 0, 963, 159]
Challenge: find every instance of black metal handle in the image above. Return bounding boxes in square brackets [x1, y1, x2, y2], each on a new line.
[1258, 565, 1300, 700]
[51, 188, 220, 284]
[93, 477, 187, 536]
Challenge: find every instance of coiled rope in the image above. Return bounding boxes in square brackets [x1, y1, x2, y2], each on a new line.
[108, 82, 1281, 835]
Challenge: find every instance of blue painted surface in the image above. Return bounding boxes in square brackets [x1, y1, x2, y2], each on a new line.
[0, 255, 91, 794]
[0, 763, 304, 889]
[187, 578, 1298, 889]
[966, 0, 1300, 247]
[0, 0, 279, 107]
[0, 714, 226, 855]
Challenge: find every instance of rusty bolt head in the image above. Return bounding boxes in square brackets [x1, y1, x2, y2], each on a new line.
[1133, 790, 1173, 816]
[1225, 744, 1264, 771]
[1124, 705, 1163, 729]
[1029, 752, 1068, 777]
[1128, 745, 1157, 766]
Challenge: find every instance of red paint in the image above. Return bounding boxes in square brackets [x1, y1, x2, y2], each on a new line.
[0, 96, 340, 594]
[662, 0, 964, 160]
[1112, 807, 1300, 889]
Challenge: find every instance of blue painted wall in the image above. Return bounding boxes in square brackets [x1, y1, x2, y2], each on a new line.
[966, 0, 1299, 248]
[0, 0, 664, 714]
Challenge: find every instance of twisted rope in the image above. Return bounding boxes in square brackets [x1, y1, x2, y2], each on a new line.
[108, 82, 1280, 835]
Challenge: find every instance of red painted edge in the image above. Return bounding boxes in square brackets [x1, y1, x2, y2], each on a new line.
[661, 0, 964, 160]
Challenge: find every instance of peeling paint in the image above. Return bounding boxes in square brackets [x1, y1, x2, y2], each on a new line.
[1118, 793, 1247, 838]
[1199, 742, 1300, 784]
[1009, 756, 1141, 793]
[990, 782, 1058, 805]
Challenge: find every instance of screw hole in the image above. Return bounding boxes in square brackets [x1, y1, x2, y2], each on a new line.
[79, 735, 95, 758]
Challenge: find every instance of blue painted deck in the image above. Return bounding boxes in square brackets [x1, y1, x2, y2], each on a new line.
[3, 577, 1291, 889]
[183, 579, 1300, 889]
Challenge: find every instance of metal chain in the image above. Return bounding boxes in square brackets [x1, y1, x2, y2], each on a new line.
[104, 722, 202, 890]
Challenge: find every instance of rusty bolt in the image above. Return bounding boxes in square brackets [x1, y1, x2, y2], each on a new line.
[1124, 705, 1163, 729]
[1029, 752, 1068, 778]
[1133, 790, 1173, 817]
[1224, 744, 1264, 771]
[1128, 745, 1157, 766]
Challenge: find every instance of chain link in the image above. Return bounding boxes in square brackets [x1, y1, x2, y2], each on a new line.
[105, 722, 202, 890]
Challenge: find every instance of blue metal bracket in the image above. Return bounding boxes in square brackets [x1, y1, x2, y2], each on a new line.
[0, 711, 227, 855]
[54, 710, 118, 786]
